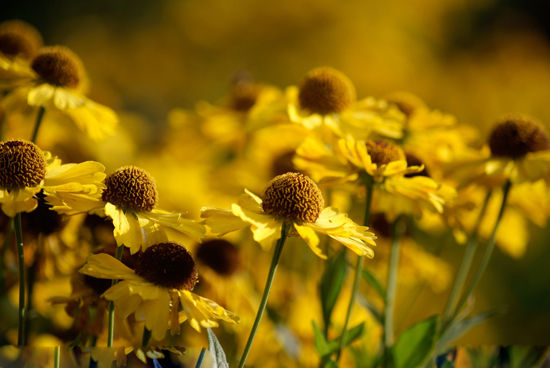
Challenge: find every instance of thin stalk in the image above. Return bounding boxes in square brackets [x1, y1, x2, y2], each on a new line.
[195, 348, 206, 368]
[452, 180, 511, 319]
[54, 346, 60, 368]
[441, 190, 492, 327]
[14, 213, 26, 346]
[88, 336, 98, 368]
[335, 176, 374, 362]
[107, 245, 124, 347]
[237, 223, 290, 368]
[383, 217, 406, 365]
[30, 106, 45, 143]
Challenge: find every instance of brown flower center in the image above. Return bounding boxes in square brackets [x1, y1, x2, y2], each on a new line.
[196, 239, 241, 276]
[0, 139, 46, 189]
[230, 82, 262, 112]
[102, 166, 157, 212]
[488, 116, 549, 159]
[298, 67, 355, 115]
[0, 20, 42, 59]
[262, 172, 324, 224]
[135, 243, 198, 290]
[366, 141, 404, 166]
[31, 46, 82, 88]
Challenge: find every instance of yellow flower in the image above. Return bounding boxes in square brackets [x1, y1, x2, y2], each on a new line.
[287, 67, 404, 139]
[445, 115, 550, 187]
[0, 20, 42, 81]
[201, 172, 376, 259]
[0, 139, 105, 217]
[295, 135, 453, 219]
[1, 45, 117, 140]
[86, 166, 205, 254]
[80, 242, 239, 341]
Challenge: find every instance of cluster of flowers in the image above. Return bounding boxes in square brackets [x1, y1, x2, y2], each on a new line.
[0, 19, 549, 368]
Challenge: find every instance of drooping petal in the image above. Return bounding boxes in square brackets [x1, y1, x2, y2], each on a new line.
[0, 186, 41, 217]
[140, 209, 205, 241]
[104, 203, 143, 254]
[79, 253, 137, 280]
[200, 207, 248, 235]
[294, 223, 326, 259]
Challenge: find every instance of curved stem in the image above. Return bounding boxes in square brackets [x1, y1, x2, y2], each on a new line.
[237, 223, 290, 368]
[336, 176, 374, 362]
[30, 106, 45, 143]
[107, 245, 124, 347]
[195, 348, 206, 368]
[453, 181, 511, 319]
[383, 217, 406, 364]
[14, 213, 26, 346]
[441, 190, 492, 327]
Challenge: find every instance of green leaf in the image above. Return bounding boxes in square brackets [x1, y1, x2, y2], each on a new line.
[312, 320, 330, 357]
[327, 323, 365, 353]
[320, 249, 348, 330]
[508, 346, 549, 368]
[392, 315, 439, 368]
[438, 309, 498, 348]
[207, 328, 229, 368]
[361, 269, 385, 298]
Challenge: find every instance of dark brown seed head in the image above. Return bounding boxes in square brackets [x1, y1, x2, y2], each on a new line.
[0, 20, 42, 59]
[0, 139, 46, 190]
[488, 115, 549, 159]
[135, 243, 198, 290]
[262, 172, 324, 224]
[101, 166, 157, 212]
[196, 239, 241, 276]
[230, 82, 262, 112]
[31, 46, 82, 88]
[366, 141, 405, 167]
[298, 67, 355, 115]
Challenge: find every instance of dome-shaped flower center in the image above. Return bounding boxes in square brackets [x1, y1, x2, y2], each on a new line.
[404, 152, 430, 178]
[488, 116, 549, 159]
[101, 166, 158, 212]
[0, 20, 42, 59]
[366, 141, 404, 166]
[298, 67, 355, 115]
[0, 139, 46, 190]
[262, 172, 324, 224]
[230, 82, 261, 112]
[196, 239, 241, 276]
[135, 243, 198, 290]
[31, 46, 82, 88]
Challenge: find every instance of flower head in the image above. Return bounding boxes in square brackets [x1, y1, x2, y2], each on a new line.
[0, 20, 42, 60]
[0, 139, 46, 189]
[102, 166, 158, 212]
[31, 46, 83, 89]
[298, 67, 356, 115]
[201, 173, 376, 259]
[488, 115, 549, 159]
[196, 239, 241, 276]
[262, 172, 324, 224]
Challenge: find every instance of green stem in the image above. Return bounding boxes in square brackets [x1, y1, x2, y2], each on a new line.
[237, 223, 290, 368]
[452, 180, 511, 319]
[14, 213, 25, 346]
[30, 106, 45, 143]
[195, 348, 206, 368]
[441, 190, 492, 327]
[107, 245, 124, 347]
[335, 176, 374, 362]
[54, 346, 60, 368]
[383, 217, 406, 365]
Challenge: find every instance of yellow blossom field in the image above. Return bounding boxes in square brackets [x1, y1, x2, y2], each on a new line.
[1, 1, 550, 367]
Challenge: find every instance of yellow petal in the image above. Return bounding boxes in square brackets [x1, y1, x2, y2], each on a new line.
[105, 203, 143, 254]
[140, 292, 171, 341]
[0, 187, 41, 217]
[141, 209, 205, 241]
[294, 223, 326, 259]
[200, 207, 247, 235]
[79, 253, 136, 279]
[27, 84, 55, 107]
